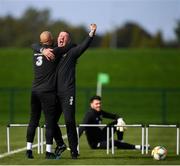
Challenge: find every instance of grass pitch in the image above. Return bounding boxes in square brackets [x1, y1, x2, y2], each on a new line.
[0, 48, 180, 124]
[0, 48, 180, 164]
[0, 125, 179, 165]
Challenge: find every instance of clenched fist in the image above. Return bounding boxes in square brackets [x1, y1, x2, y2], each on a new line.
[89, 23, 97, 37]
[90, 24, 97, 32]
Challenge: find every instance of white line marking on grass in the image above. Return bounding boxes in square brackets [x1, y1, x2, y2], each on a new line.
[0, 134, 68, 159]
[0, 144, 38, 159]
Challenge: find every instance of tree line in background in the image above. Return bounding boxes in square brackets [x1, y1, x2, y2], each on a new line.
[0, 7, 179, 48]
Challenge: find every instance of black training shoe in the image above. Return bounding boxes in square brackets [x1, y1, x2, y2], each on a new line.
[55, 144, 67, 158]
[45, 152, 56, 159]
[26, 150, 34, 159]
[71, 151, 79, 159]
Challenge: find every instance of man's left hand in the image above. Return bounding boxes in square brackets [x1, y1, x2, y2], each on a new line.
[42, 48, 55, 61]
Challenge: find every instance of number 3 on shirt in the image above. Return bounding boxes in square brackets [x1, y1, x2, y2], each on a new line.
[36, 56, 43, 66]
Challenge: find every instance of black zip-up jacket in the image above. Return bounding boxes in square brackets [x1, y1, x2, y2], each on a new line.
[55, 36, 93, 94]
[31, 43, 73, 92]
[79, 108, 120, 142]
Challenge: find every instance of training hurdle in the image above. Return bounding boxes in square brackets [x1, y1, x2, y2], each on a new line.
[7, 123, 178, 156]
[113, 124, 145, 155]
[145, 124, 179, 155]
[39, 124, 145, 155]
[6, 124, 41, 154]
[40, 124, 109, 154]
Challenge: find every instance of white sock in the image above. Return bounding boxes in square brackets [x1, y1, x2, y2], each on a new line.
[135, 145, 141, 150]
[27, 142, 32, 150]
[46, 144, 52, 153]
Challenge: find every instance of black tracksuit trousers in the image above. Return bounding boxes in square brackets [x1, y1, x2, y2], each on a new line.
[87, 120, 135, 150]
[57, 92, 78, 154]
[27, 91, 63, 145]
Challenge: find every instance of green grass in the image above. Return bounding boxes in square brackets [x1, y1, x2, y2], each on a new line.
[77, 48, 180, 88]
[0, 48, 180, 124]
[0, 125, 179, 165]
[0, 48, 180, 88]
[0, 87, 180, 124]
[0, 48, 180, 164]
[1, 151, 180, 165]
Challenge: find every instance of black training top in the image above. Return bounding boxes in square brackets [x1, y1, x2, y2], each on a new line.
[55, 36, 93, 94]
[79, 108, 119, 145]
[79, 108, 119, 136]
[31, 43, 73, 92]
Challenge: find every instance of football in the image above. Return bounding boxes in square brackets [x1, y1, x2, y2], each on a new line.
[151, 146, 167, 160]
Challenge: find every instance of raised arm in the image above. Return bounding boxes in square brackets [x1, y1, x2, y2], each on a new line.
[70, 24, 97, 59]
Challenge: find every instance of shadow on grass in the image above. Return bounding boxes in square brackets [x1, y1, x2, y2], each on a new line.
[60, 155, 151, 160]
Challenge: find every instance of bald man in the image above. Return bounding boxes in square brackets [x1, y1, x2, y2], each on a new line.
[40, 31, 53, 44]
[26, 31, 73, 159]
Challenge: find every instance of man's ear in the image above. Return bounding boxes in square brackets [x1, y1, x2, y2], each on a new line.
[90, 103, 93, 108]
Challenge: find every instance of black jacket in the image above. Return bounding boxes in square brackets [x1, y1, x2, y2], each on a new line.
[31, 43, 73, 92]
[55, 36, 93, 94]
[79, 108, 120, 143]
